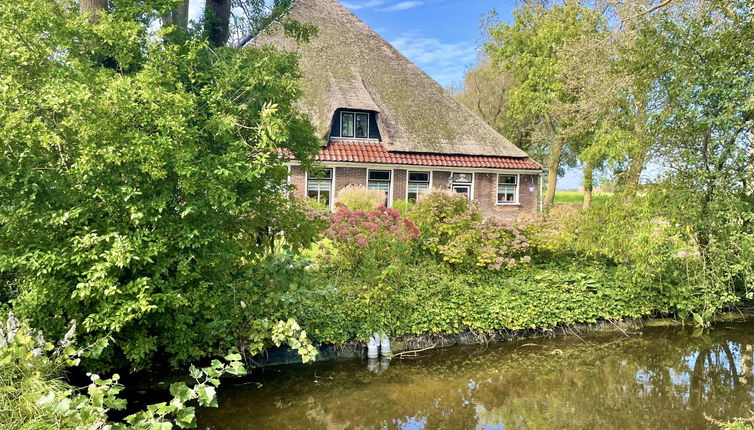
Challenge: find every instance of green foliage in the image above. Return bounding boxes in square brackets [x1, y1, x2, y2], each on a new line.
[0, 311, 243, 429]
[486, 2, 603, 120]
[0, 312, 318, 429]
[524, 199, 746, 324]
[321, 205, 419, 273]
[553, 191, 612, 206]
[717, 418, 754, 430]
[409, 191, 531, 270]
[0, 0, 320, 370]
[390, 199, 413, 215]
[335, 186, 387, 212]
[640, 0, 754, 314]
[292, 260, 675, 343]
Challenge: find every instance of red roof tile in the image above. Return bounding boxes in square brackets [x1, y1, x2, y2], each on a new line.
[298, 141, 542, 170]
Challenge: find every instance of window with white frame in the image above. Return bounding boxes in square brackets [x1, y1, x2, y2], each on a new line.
[307, 169, 333, 207]
[497, 174, 518, 204]
[450, 172, 473, 200]
[341, 111, 369, 139]
[407, 171, 430, 203]
[367, 170, 391, 205]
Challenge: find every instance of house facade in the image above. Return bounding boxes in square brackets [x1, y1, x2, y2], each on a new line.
[253, 0, 543, 219]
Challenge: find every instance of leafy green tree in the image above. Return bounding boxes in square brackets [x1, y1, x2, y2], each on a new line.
[645, 0, 754, 305]
[485, 1, 604, 206]
[0, 0, 320, 370]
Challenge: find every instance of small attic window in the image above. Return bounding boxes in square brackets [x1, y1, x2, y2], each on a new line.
[341, 111, 369, 139]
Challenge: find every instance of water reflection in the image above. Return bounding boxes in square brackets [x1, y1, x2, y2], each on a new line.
[198, 322, 754, 429]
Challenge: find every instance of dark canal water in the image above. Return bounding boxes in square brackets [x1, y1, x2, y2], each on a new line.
[197, 320, 754, 429]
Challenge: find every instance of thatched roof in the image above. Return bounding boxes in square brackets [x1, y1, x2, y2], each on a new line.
[250, 0, 529, 158]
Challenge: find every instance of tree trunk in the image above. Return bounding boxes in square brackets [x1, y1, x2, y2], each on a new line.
[543, 114, 564, 208]
[163, 0, 190, 30]
[582, 161, 594, 209]
[621, 103, 648, 203]
[544, 136, 564, 207]
[80, 0, 108, 23]
[205, 0, 231, 47]
[621, 147, 646, 202]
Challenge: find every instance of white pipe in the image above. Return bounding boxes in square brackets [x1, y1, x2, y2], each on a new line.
[367, 357, 380, 372]
[367, 332, 380, 358]
[379, 333, 391, 356]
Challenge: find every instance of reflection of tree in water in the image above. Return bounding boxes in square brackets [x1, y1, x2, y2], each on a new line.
[198, 323, 754, 429]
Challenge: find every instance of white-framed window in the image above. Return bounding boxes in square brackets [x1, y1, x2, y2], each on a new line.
[341, 111, 369, 139]
[497, 174, 519, 204]
[307, 168, 333, 208]
[367, 169, 391, 205]
[407, 171, 430, 203]
[450, 172, 473, 200]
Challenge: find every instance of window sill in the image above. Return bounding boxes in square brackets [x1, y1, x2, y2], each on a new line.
[496, 202, 521, 206]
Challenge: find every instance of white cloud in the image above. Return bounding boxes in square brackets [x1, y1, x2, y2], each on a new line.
[389, 31, 478, 87]
[378, 1, 424, 12]
[342, 0, 387, 10]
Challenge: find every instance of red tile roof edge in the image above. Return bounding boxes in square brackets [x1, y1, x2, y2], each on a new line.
[280, 141, 543, 171]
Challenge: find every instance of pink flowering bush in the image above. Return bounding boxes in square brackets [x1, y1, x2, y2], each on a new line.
[322, 203, 420, 270]
[409, 190, 531, 270]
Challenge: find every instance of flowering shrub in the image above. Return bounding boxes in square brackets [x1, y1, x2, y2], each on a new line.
[409, 191, 530, 270]
[335, 186, 388, 211]
[322, 204, 420, 269]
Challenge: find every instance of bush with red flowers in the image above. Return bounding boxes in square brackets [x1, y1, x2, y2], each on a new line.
[322, 203, 420, 270]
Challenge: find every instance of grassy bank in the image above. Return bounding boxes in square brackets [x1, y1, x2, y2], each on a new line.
[554, 191, 613, 205]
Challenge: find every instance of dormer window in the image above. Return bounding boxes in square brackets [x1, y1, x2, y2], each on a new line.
[340, 111, 370, 139]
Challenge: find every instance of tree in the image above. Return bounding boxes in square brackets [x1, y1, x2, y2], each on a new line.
[80, 0, 108, 23]
[205, 0, 231, 46]
[455, 59, 548, 163]
[0, 0, 321, 370]
[485, 1, 604, 207]
[163, 0, 189, 30]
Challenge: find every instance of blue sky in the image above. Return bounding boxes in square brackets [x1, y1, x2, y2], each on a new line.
[342, 0, 511, 88]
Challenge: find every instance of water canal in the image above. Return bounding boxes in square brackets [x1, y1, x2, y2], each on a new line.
[197, 320, 754, 429]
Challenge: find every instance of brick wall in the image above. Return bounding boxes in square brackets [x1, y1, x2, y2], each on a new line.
[432, 171, 451, 189]
[474, 173, 539, 219]
[393, 169, 407, 203]
[289, 165, 306, 199]
[334, 167, 367, 194]
[289, 164, 539, 219]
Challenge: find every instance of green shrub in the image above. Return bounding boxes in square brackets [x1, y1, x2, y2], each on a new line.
[0, 0, 320, 371]
[294, 260, 676, 343]
[522, 200, 742, 322]
[0, 312, 315, 429]
[335, 186, 387, 211]
[322, 205, 419, 273]
[391, 199, 413, 215]
[409, 191, 531, 270]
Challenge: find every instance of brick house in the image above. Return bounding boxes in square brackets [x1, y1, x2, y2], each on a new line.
[252, 0, 543, 218]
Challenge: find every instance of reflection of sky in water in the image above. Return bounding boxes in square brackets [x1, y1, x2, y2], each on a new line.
[197, 322, 754, 430]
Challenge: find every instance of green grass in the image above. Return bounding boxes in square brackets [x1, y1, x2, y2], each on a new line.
[554, 191, 613, 206]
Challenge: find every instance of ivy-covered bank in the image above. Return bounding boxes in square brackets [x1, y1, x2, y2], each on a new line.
[244, 190, 747, 351]
[259, 261, 678, 348]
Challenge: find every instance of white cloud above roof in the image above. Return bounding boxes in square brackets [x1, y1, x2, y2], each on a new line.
[344, 0, 424, 12]
[378, 1, 424, 12]
[389, 31, 477, 87]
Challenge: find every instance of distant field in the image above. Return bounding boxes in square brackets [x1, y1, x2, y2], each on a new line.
[554, 191, 613, 206]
